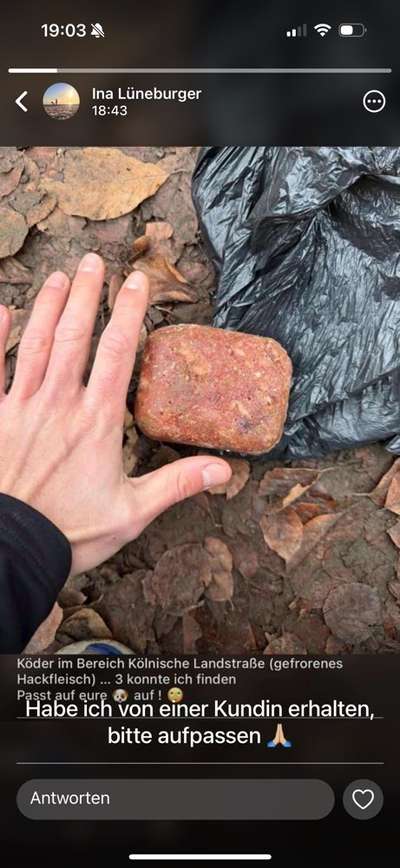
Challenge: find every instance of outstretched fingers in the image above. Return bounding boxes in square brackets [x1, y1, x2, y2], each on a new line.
[43, 253, 105, 394]
[86, 271, 149, 421]
[11, 272, 70, 399]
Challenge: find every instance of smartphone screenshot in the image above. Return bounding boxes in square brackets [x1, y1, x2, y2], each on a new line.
[0, 1, 398, 864]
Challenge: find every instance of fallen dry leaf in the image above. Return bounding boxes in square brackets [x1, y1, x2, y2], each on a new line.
[182, 612, 202, 653]
[388, 581, 400, 601]
[260, 507, 304, 565]
[132, 219, 182, 269]
[58, 608, 112, 642]
[258, 466, 321, 512]
[132, 255, 195, 305]
[264, 632, 307, 654]
[192, 491, 213, 517]
[123, 409, 140, 476]
[43, 147, 169, 220]
[323, 583, 382, 643]
[287, 513, 342, 571]
[131, 235, 150, 257]
[130, 219, 196, 305]
[325, 635, 348, 654]
[24, 602, 63, 653]
[204, 537, 234, 602]
[21, 154, 40, 191]
[137, 324, 148, 353]
[58, 588, 87, 609]
[209, 457, 250, 500]
[303, 488, 337, 513]
[385, 474, 400, 514]
[134, 255, 195, 304]
[368, 458, 400, 506]
[280, 482, 312, 508]
[7, 154, 56, 229]
[387, 520, 400, 549]
[143, 220, 174, 248]
[25, 193, 57, 228]
[0, 148, 22, 174]
[6, 308, 30, 353]
[37, 205, 86, 238]
[0, 206, 29, 258]
[0, 163, 23, 198]
[259, 466, 319, 496]
[139, 149, 199, 245]
[123, 427, 139, 475]
[0, 256, 32, 285]
[196, 605, 257, 653]
[290, 613, 329, 654]
[98, 570, 154, 653]
[151, 543, 212, 615]
[293, 502, 327, 522]
[230, 537, 259, 579]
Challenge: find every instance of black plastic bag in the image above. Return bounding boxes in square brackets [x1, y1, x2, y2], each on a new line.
[193, 147, 400, 459]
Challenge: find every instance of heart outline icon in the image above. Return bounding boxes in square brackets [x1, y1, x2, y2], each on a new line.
[352, 788, 375, 810]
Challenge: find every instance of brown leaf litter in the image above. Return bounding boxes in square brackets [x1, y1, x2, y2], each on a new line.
[204, 537, 234, 602]
[58, 608, 112, 642]
[368, 457, 400, 507]
[0, 162, 23, 198]
[42, 147, 169, 221]
[24, 602, 63, 653]
[149, 543, 212, 615]
[259, 465, 341, 571]
[182, 611, 202, 653]
[209, 457, 250, 500]
[123, 409, 140, 476]
[6, 308, 30, 353]
[260, 507, 304, 565]
[0, 206, 29, 258]
[130, 220, 197, 305]
[0, 153, 57, 259]
[0, 256, 32, 285]
[385, 472, 400, 514]
[323, 583, 382, 643]
[258, 466, 335, 512]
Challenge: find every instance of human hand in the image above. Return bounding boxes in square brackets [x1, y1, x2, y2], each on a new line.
[0, 253, 231, 576]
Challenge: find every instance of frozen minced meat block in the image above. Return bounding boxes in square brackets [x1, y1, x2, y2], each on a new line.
[135, 324, 292, 454]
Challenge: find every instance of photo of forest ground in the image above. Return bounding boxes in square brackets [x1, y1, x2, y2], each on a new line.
[1, 145, 400, 655]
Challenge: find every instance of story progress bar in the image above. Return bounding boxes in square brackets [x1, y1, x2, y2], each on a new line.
[8, 67, 393, 74]
[128, 856, 272, 862]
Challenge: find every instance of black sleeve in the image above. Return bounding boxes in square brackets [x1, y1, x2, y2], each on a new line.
[0, 494, 72, 653]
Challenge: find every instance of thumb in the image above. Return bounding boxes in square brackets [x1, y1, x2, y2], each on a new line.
[130, 455, 232, 528]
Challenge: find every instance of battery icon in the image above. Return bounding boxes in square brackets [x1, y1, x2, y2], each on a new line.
[339, 23, 366, 37]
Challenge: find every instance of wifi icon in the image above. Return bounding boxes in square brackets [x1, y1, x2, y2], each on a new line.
[314, 23, 332, 37]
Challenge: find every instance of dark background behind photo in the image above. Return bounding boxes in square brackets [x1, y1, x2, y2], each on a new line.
[0, 0, 399, 144]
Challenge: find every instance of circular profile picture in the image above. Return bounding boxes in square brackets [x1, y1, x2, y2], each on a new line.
[43, 82, 80, 120]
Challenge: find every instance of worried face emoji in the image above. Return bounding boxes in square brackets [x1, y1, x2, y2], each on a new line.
[112, 688, 128, 703]
[167, 687, 183, 703]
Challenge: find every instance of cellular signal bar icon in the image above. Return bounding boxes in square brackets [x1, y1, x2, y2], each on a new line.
[286, 24, 308, 38]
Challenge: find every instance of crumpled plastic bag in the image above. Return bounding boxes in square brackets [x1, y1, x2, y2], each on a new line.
[192, 147, 400, 459]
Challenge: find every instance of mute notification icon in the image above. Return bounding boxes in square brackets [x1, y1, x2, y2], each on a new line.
[91, 22, 105, 38]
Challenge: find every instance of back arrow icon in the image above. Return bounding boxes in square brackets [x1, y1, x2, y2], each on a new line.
[15, 91, 28, 112]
